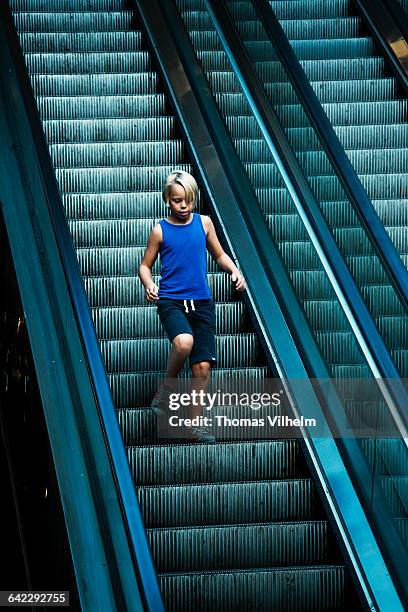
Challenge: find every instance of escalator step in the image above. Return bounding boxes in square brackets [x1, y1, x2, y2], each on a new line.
[137, 479, 316, 527]
[18, 31, 143, 52]
[126, 439, 303, 484]
[361, 439, 408, 476]
[11, 0, 125, 9]
[24, 51, 151, 74]
[185, 18, 361, 40]
[244, 38, 375, 60]
[158, 565, 346, 612]
[51, 142, 183, 168]
[13, 12, 133, 33]
[44, 118, 176, 144]
[37, 94, 167, 120]
[283, 125, 408, 151]
[218, 97, 408, 126]
[30, 72, 158, 96]
[148, 521, 331, 571]
[316, 331, 365, 365]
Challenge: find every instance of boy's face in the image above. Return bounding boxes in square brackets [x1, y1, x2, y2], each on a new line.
[168, 183, 194, 222]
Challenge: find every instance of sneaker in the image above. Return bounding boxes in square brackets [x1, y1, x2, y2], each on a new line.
[150, 386, 169, 419]
[190, 426, 216, 443]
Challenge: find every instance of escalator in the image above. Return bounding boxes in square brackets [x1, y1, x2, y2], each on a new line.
[176, 0, 407, 381]
[9, 2, 358, 608]
[267, 0, 408, 293]
[4, 0, 408, 609]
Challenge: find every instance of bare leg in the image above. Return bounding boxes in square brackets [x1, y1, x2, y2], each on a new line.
[165, 333, 194, 378]
[191, 361, 211, 419]
[153, 333, 194, 399]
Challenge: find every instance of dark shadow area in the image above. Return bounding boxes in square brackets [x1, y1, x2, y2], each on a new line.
[0, 208, 80, 610]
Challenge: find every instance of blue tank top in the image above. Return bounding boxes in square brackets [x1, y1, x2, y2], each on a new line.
[158, 213, 212, 300]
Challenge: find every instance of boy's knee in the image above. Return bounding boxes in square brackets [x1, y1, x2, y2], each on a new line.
[172, 333, 194, 354]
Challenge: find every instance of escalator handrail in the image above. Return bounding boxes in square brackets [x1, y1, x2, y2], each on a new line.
[204, 0, 408, 439]
[133, 0, 406, 607]
[1, 4, 163, 610]
[352, 0, 408, 96]
[245, 0, 408, 313]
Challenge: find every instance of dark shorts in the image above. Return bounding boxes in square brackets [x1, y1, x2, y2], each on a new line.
[157, 298, 217, 367]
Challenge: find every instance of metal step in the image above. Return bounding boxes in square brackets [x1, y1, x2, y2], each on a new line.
[136, 479, 316, 527]
[18, 31, 143, 52]
[30, 72, 159, 96]
[36, 94, 167, 120]
[158, 565, 347, 612]
[126, 439, 304, 483]
[24, 51, 152, 74]
[148, 521, 332, 572]
[13, 12, 133, 32]
[43, 117, 176, 144]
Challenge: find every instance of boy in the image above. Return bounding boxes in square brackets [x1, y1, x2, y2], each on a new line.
[139, 170, 245, 442]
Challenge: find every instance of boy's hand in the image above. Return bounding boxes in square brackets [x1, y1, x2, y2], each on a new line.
[145, 282, 159, 302]
[231, 272, 246, 292]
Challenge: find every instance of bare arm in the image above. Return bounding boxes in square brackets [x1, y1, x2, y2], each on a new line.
[203, 216, 246, 291]
[139, 224, 162, 302]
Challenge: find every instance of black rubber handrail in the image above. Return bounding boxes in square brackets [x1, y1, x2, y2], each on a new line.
[247, 0, 408, 312]
[352, 0, 408, 96]
[204, 0, 408, 435]
[1, 4, 163, 610]
[133, 0, 406, 607]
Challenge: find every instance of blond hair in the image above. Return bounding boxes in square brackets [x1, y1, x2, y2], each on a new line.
[162, 170, 198, 205]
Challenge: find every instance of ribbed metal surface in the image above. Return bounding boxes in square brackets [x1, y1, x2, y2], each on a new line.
[51, 142, 183, 168]
[159, 565, 346, 611]
[44, 118, 176, 144]
[11, 0, 125, 9]
[148, 521, 330, 571]
[25, 51, 152, 74]
[18, 31, 143, 52]
[12, 1, 357, 608]
[13, 12, 133, 32]
[36, 94, 167, 120]
[361, 439, 408, 476]
[137, 479, 316, 527]
[127, 440, 303, 483]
